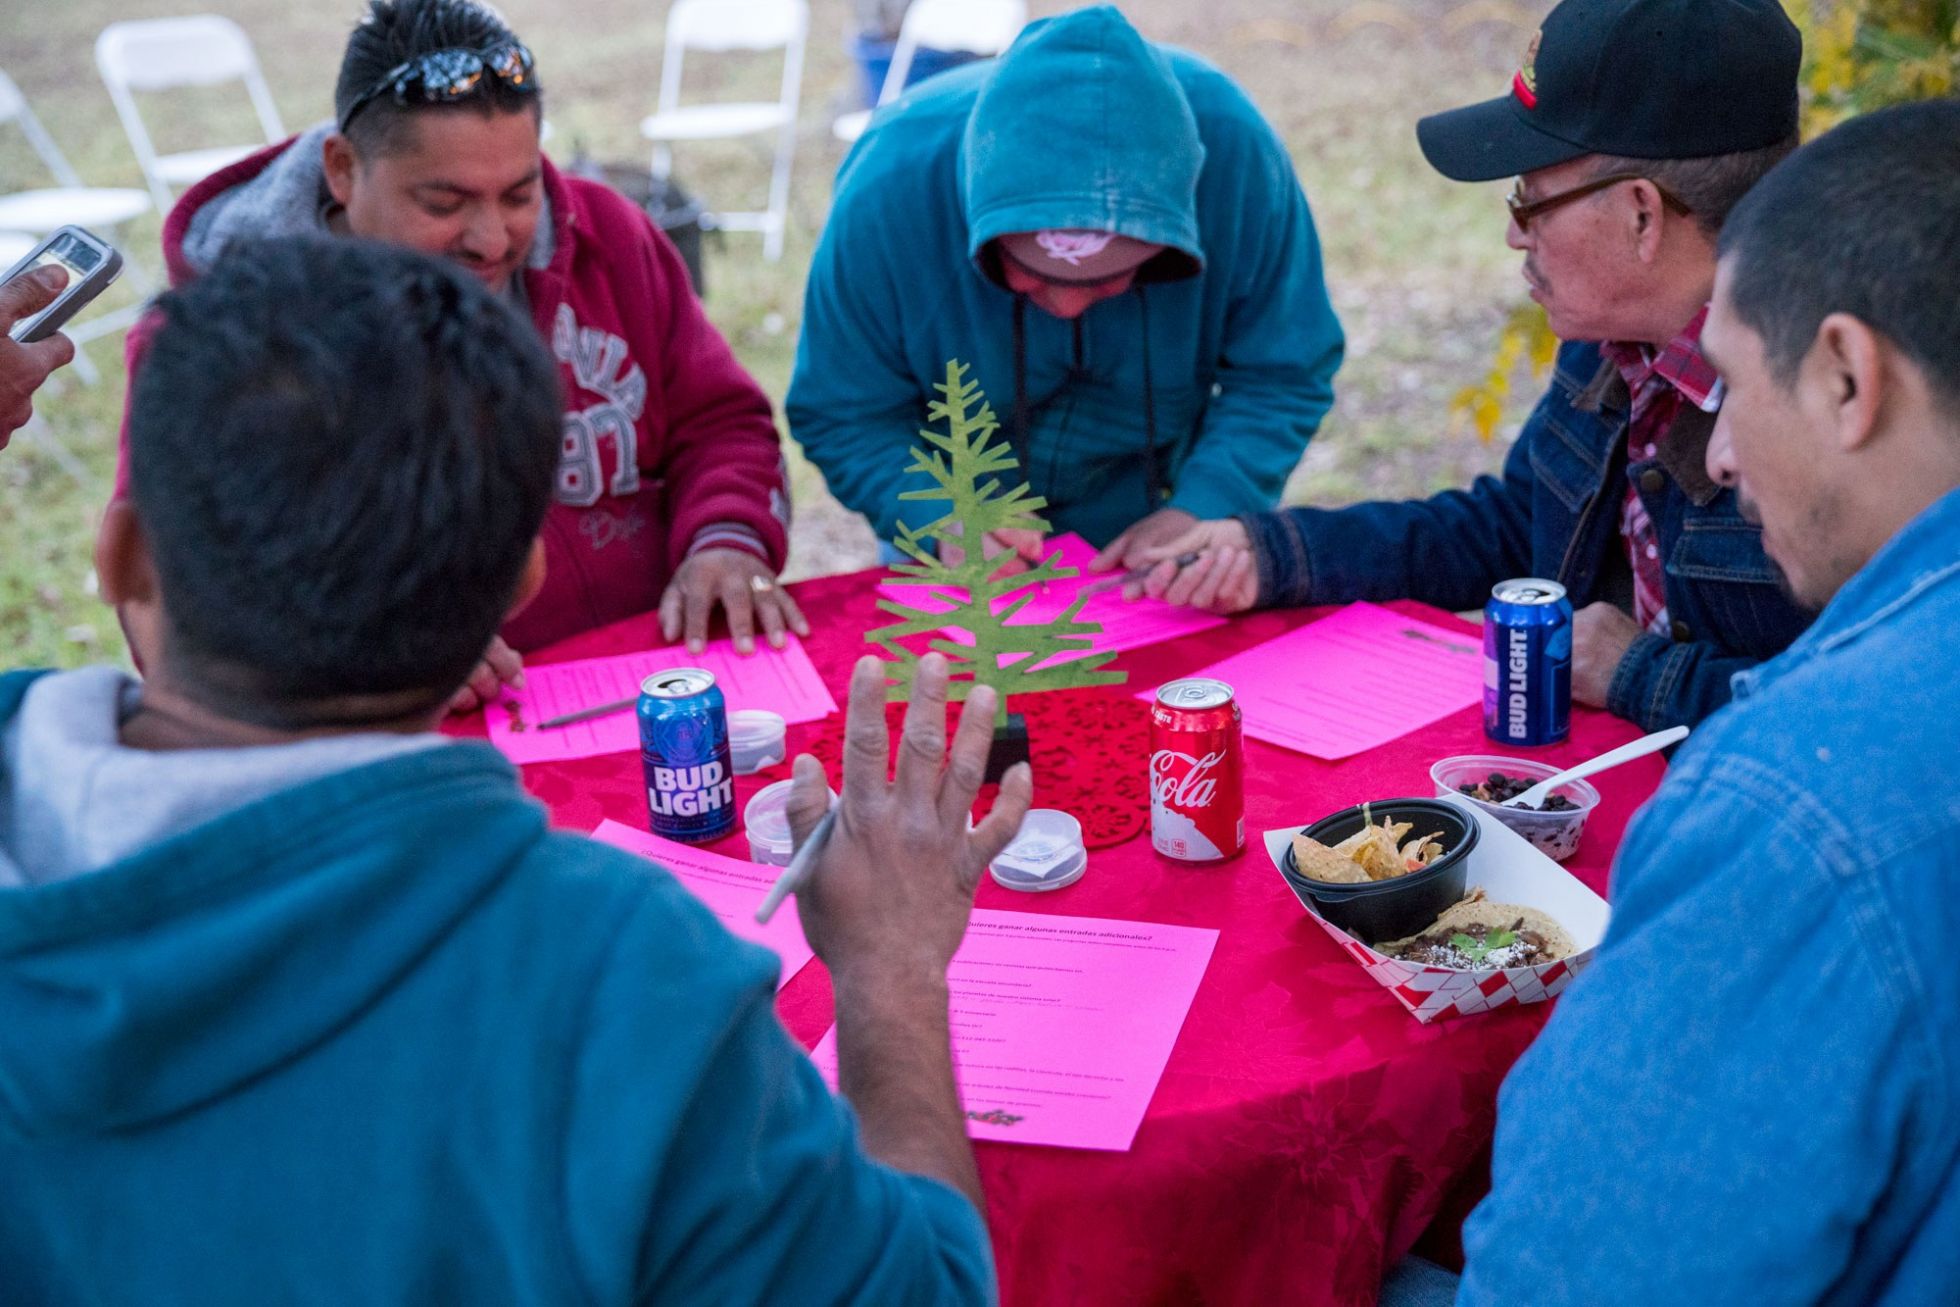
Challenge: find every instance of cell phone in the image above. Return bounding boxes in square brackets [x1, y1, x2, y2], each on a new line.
[4, 226, 124, 344]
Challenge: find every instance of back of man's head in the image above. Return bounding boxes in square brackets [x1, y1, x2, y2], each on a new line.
[126, 236, 561, 723]
[1719, 100, 1960, 417]
[335, 0, 538, 154]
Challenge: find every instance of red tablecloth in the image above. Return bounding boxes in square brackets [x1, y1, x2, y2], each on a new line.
[452, 569, 1662, 1306]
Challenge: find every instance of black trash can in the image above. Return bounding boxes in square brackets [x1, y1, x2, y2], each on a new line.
[566, 154, 709, 298]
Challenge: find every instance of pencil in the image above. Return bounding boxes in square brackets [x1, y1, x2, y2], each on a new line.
[535, 695, 637, 730]
[1082, 551, 1204, 596]
[755, 807, 836, 924]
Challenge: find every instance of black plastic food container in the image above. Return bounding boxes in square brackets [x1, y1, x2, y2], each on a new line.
[1281, 798, 1480, 945]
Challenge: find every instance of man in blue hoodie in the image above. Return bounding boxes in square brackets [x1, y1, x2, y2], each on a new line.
[0, 236, 1027, 1303]
[787, 5, 1344, 571]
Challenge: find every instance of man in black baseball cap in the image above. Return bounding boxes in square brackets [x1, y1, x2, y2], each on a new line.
[1133, 0, 1814, 736]
[1416, 0, 1804, 183]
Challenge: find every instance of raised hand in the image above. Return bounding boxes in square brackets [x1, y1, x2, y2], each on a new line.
[786, 653, 1033, 979]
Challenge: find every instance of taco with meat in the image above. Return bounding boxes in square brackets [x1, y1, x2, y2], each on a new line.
[1379, 889, 1575, 970]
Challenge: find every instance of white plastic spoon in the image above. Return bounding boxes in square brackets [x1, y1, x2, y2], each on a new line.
[1504, 724, 1691, 809]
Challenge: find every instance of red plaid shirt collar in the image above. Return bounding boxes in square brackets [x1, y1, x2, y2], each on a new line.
[1600, 306, 1723, 416]
[1603, 306, 1722, 636]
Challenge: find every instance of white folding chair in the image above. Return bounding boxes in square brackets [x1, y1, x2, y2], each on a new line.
[95, 16, 286, 215]
[832, 0, 1026, 144]
[640, 0, 808, 262]
[0, 70, 154, 385]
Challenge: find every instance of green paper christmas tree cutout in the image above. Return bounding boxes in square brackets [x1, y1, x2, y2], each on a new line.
[871, 360, 1127, 726]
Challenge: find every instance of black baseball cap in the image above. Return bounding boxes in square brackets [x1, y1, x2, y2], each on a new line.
[1417, 0, 1802, 183]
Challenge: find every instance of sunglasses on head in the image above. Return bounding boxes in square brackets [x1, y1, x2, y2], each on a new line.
[339, 41, 537, 133]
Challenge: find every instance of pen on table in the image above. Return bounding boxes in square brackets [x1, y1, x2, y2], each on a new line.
[755, 807, 835, 924]
[535, 695, 637, 730]
[1083, 551, 1203, 597]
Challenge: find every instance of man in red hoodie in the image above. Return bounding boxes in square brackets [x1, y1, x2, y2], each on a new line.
[114, 0, 802, 710]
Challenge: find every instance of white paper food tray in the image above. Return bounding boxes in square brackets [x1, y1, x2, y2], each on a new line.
[1263, 794, 1611, 1023]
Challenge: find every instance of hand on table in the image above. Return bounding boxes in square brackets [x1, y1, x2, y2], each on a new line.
[660, 547, 809, 655]
[1087, 508, 1198, 576]
[446, 636, 524, 716]
[1, 266, 79, 446]
[937, 526, 1045, 576]
[1118, 518, 1259, 612]
[1571, 602, 1641, 709]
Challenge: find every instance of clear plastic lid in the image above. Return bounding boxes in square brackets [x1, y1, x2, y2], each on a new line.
[743, 778, 835, 863]
[743, 779, 797, 849]
[728, 709, 788, 775]
[989, 809, 1087, 892]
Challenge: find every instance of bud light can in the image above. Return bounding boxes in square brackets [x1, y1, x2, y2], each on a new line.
[1484, 579, 1572, 747]
[638, 669, 736, 843]
[1149, 678, 1246, 862]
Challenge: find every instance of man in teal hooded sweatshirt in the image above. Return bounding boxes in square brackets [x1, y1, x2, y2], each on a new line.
[0, 236, 1029, 1303]
[788, 5, 1344, 570]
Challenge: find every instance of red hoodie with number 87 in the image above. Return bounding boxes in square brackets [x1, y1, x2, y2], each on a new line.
[114, 137, 790, 654]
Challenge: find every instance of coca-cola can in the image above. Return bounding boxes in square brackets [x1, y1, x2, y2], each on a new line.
[1149, 678, 1246, 862]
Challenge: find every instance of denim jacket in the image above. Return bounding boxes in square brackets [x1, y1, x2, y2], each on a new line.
[1242, 342, 1814, 730]
[1460, 486, 1960, 1305]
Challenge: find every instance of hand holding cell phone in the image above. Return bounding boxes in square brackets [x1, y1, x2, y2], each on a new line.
[5, 225, 123, 345]
[0, 263, 80, 444]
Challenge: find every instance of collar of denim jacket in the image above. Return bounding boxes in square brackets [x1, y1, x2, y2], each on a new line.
[1732, 485, 1960, 702]
[1654, 405, 1720, 507]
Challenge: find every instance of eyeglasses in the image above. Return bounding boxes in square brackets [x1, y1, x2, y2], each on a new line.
[1507, 172, 1692, 232]
[338, 41, 538, 132]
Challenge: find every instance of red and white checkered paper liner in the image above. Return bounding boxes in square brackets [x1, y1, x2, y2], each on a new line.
[1263, 795, 1609, 1024]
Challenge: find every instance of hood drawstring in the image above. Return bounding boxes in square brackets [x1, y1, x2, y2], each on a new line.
[1047, 316, 1084, 495]
[1012, 288, 1163, 520]
[1138, 284, 1163, 514]
[1012, 293, 1029, 462]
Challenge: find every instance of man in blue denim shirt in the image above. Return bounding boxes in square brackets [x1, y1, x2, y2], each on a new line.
[1386, 99, 1960, 1307]
[1125, 0, 1814, 731]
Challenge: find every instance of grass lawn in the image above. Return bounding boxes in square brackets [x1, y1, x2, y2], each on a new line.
[0, 0, 1553, 670]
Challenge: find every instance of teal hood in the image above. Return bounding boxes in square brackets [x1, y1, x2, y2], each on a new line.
[0, 711, 544, 1138]
[790, 5, 1344, 548]
[960, 6, 1205, 277]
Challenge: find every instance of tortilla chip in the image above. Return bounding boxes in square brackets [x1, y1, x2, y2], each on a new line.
[1397, 832, 1444, 868]
[1330, 827, 1372, 857]
[1303, 814, 1452, 884]
[1355, 836, 1396, 880]
[1291, 833, 1371, 884]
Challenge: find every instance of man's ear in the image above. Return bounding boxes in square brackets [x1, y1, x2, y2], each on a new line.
[1628, 180, 1668, 264]
[1807, 312, 1885, 455]
[96, 497, 165, 675]
[322, 132, 358, 209]
[94, 498, 156, 608]
[506, 538, 548, 619]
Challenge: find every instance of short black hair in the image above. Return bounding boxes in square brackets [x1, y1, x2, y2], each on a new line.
[1592, 133, 1800, 239]
[335, 0, 541, 155]
[1719, 101, 1960, 414]
[128, 237, 562, 723]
